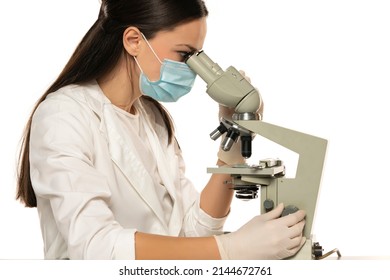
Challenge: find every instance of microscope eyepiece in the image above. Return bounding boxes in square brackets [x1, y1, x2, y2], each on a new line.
[183, 50, 203, 62]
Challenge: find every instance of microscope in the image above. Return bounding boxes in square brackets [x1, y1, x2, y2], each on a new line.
[186, 51, 340, 260]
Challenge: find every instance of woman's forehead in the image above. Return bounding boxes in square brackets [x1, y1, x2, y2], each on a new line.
[153, 18, 207, 50]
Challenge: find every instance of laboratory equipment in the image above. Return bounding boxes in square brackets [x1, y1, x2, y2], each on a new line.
[186, 51, 340, 260]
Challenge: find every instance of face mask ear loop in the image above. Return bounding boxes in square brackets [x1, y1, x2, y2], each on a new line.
[140, 33, 163, 64]
[133, 56, 144, 73]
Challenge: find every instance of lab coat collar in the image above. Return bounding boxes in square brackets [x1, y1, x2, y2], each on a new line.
[77, 81, 183, 236]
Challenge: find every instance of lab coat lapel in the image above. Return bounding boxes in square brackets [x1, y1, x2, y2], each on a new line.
[164, 144, 184, 236]
[82, 83, 168, 230]
[102, 103, 168, 229]
[137, 103, 183, 236]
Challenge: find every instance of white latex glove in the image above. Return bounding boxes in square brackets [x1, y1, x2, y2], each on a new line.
[214, 203, 306, 260]
[217, 70, 264, 165]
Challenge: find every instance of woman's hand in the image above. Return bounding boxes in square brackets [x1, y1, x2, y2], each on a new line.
[214, 203, 306, 259]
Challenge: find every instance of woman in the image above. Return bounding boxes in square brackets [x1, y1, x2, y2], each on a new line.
[16, 0, 306, 259]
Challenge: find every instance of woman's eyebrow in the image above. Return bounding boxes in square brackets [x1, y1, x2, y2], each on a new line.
[175, 44, 198, 51]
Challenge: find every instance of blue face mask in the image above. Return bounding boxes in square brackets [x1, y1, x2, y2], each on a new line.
[134, 34, 197, 102]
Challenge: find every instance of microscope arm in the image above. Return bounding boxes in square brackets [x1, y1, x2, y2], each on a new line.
[236, 120, 328, 238]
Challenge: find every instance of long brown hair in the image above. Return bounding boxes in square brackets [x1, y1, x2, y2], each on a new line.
[16, 0, 208, 207]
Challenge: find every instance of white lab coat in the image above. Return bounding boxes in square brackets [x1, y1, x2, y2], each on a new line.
[29, 81, 226, 259]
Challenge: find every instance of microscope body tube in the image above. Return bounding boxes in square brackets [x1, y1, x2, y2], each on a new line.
[186, 51, 261, 114]
[185, 51, 224, 84]
[186, 51, 261, 158]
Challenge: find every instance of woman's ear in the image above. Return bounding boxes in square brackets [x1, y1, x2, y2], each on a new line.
[123, 27, 143, 56]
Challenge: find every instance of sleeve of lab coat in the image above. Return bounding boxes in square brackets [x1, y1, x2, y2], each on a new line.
[30, 94, 136, 259]
[173, 141, 228, 237]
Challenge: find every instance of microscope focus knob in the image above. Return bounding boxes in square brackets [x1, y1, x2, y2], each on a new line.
[281, 205, 299, 217]
[263, 199, 274, 212]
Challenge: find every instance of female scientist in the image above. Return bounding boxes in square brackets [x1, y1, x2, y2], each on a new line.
[16, 0, 306, 259]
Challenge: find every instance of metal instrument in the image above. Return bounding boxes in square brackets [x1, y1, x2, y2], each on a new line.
[186, 51, 339, 259]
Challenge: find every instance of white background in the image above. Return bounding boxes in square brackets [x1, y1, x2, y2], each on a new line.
[1, 0, 389, 259]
